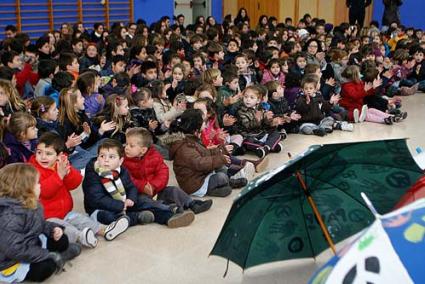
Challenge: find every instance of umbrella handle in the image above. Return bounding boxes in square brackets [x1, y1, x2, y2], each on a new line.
[361, 192, 380, 218]
[295, 171, 337, 254]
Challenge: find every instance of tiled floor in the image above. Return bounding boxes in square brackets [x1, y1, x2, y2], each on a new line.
[45, 94, 425, 284]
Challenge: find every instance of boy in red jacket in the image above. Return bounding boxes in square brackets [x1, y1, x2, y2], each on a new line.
[29, 133, 126, 248]
[123, 127, 212, 214]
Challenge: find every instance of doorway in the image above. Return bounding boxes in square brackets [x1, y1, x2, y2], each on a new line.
[174, 0, 211, 25]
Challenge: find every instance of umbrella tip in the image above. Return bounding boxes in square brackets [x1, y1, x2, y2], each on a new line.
[361, 192, 380, 218]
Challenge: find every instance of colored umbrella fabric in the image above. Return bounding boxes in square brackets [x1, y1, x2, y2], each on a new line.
[394, 176, 425, 209]
[211, 139, 423, 270]
[309, 198, 425, 284]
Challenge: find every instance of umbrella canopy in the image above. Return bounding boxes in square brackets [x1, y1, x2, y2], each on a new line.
[211, 139, 423, 270]
[309, 198, 425, 284]
[394, 176, 425, 209]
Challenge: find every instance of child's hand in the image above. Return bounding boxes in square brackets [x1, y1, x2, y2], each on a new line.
[144, 183, 154, 197]
[82, 122, 91, 135]
[223, 114, 236, 126]
[290, 111, 301, 121]
[224, 144, 234, 153]
[52, 227, 63, 241]
[223, 155, 231, 164]
[172, 79, 178, 89]
[325, 78, 336, 86]
[265, 111, 274, 120]
[330, 94, 341, 105]
[99, 120, 116, 135]
[149, 120, 159, 130]
[65, 133, 82, 148]
[163, 120, 171, 128]
[127, 64, 141, 78]
[272, 117, 285, 126]
[124, 199, 134, 210]
[96, 94, 105, 104]
[364, 82, 373, 92]
[373, 77, 383, 89]
[218, 129, 228, 141]
[57, 154, 69, 180]
[255, 110, 263, 122]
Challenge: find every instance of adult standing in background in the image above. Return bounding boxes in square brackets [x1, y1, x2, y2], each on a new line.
[346, 0, 372, 28]
[382, 0, 403, 27]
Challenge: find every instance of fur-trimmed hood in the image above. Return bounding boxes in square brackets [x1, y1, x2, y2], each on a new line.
[161, 133, 201, 161]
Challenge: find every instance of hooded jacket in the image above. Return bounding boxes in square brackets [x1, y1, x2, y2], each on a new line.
[123, 146, 169, 195]
[0, 198, 57, 270]
[28, 155, 82, 219]
[163, 133, 226, 194]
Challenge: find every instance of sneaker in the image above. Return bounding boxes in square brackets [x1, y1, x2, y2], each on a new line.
[167, 211, 195, 228]
[189, 199, 213, 214]
[169, 203, 184, 214]
[229, 177, 248, 188]
[353, 108, 360, 123]
[359, 105, 368, 122]
[104, 215, 130, 241]
[271, 142, 283, 153]
[60, 243, 82, 262]
[340, 121, 354, 132]
[254, 147, 266, 158]
[313, 128, 327, 137]
[137, 211, 155, 225]
[207, 185, 232, 197]
[384, 117, 393, 125]
[280, 129, 288, 140]
[243, 156, 269, 173]
[395, 111, 408, 121]
[243, 161, 256, 180]
[80, 227, 98, 248]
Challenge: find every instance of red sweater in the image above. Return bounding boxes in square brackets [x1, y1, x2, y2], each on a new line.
[15, 63, 39, 96]
[340, 81, 375, 121]
[28, 155, 82, 219]
[123, 146, 169, 195]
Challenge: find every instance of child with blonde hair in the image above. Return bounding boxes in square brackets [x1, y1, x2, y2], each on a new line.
[0, 79, 26, 118]
[58, 87, 115, 169]
[0, 163, 79, 283]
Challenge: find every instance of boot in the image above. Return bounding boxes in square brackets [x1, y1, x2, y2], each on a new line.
[242, 155, 269, 173]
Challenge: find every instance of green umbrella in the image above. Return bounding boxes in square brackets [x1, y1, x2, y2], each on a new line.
[211, 139, 423, 271]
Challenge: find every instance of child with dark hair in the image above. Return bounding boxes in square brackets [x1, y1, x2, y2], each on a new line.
[58, 53, 79, 80]
[163, 109, 232, 197]
[45, 71, 74, 106]
[235, 53, 258, 91]
[265, 81, 301, 134]
[29, 132, 108, 247]
[83, 139, 195, 229]
[76, 70, 105, 118]
[296, 74, 353, 136]
[35, 36, 52, 60]
[129, 88, 167, 139]
[132, 60, 158, 88]
[216, 69, 242, 118]
[261, 58, 286, 87]
[3, 112, 38, 164]
[34, 59, 57, 98]
[124, 128, 212, 214]
[100, 72, 131, 97]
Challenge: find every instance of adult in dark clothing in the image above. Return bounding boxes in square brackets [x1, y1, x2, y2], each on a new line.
[346, 0, 372, 28]
[382, 0, 403, 27]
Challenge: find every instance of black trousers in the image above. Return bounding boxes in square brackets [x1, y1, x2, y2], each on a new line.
[349, 9, 366, 27]
[24, 235, 69, 282]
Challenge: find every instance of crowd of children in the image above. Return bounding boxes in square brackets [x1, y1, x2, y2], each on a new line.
[0, 8, 422, 282]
